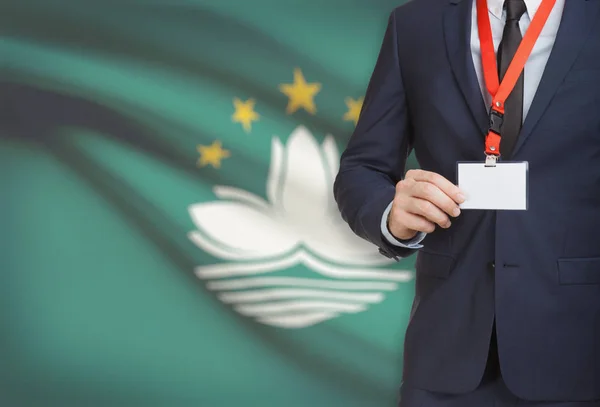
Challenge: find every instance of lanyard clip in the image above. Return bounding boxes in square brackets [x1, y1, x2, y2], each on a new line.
[485, 108, 503, 158]
[488, 108, 504, 135]
[485, 154, 498, 167]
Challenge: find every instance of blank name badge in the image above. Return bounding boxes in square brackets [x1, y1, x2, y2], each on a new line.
[457, 162, 528, 210]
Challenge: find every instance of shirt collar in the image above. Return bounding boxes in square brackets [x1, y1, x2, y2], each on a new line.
[487, 0, 543, 20]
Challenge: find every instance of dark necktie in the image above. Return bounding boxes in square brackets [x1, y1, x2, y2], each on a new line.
[497, 0, 527, 159]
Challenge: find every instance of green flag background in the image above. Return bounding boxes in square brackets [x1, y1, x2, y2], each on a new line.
[1, 1, 420, 406]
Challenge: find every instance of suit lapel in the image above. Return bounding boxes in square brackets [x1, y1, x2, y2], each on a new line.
[444, 0, 489, 136]
[512, 0, 600, 156]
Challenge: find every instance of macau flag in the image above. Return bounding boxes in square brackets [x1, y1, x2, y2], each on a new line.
[1, 1, 419, 406]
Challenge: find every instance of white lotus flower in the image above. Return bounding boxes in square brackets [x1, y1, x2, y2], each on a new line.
[188, 126, 412, 328]
[189, 126, 388, 265]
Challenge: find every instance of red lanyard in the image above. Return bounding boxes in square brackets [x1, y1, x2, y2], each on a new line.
[477, 0, 556, 157]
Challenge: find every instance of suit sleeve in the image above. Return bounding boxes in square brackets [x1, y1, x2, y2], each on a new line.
[333, 10, 416, 260]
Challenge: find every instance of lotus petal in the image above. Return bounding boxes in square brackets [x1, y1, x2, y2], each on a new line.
[303, 215, 394, 266]
[188, 201, 298, 260]
[322, 134, 341, 213]
[280, 126, 330, 221]
[266, 137, 284, 210]
[213, 186, 269, 211]
[189, 231, 250, 261]
[322, 135, 340, 183]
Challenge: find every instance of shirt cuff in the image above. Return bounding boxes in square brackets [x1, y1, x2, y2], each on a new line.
[380, 201, 426, 248]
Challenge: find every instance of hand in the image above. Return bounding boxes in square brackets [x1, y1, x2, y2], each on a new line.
[388, 169, 466, 240]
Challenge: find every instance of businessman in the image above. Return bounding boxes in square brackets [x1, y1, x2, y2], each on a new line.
[333, 0, 600, 406]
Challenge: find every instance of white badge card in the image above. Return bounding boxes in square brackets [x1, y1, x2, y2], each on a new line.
[457, 162, 528, 210]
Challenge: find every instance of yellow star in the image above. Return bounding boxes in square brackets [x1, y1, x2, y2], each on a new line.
[343, 97, 364, 125]
[196, 140, 231, 169]
[232, 97, 260, 133]
[279, 68, 321, 115]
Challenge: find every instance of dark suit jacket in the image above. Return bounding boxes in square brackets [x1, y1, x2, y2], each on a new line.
[334, 0, 600, 401]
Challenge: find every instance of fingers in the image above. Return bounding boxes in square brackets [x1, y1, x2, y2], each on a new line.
[389, 208, 435, 236]
[405, 197, 452, 228]
[392, 170, 465, 231]
[405, 169, 465, 204]
[393, 209, 436, 234]
[411, 181, 461, 220]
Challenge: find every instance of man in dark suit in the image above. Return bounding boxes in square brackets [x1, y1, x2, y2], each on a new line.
[333, 0, 600, 405]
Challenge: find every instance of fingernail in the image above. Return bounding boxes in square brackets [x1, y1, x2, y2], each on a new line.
[453, 207, 461, 217]
[444, 221, 452, 228]
[457, 193, 466, 203]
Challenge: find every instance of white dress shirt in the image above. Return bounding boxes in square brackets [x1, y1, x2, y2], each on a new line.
[381, 0, 565, 249]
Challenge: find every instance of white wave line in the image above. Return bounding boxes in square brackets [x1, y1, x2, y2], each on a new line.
[257, 312, 338, 328]
[195, 250, 414, 281]
[299, 251, 413, 280]
[234, 300, 367, 316]
[206, 277, 397, 291]
[218, 288, 384, 304]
